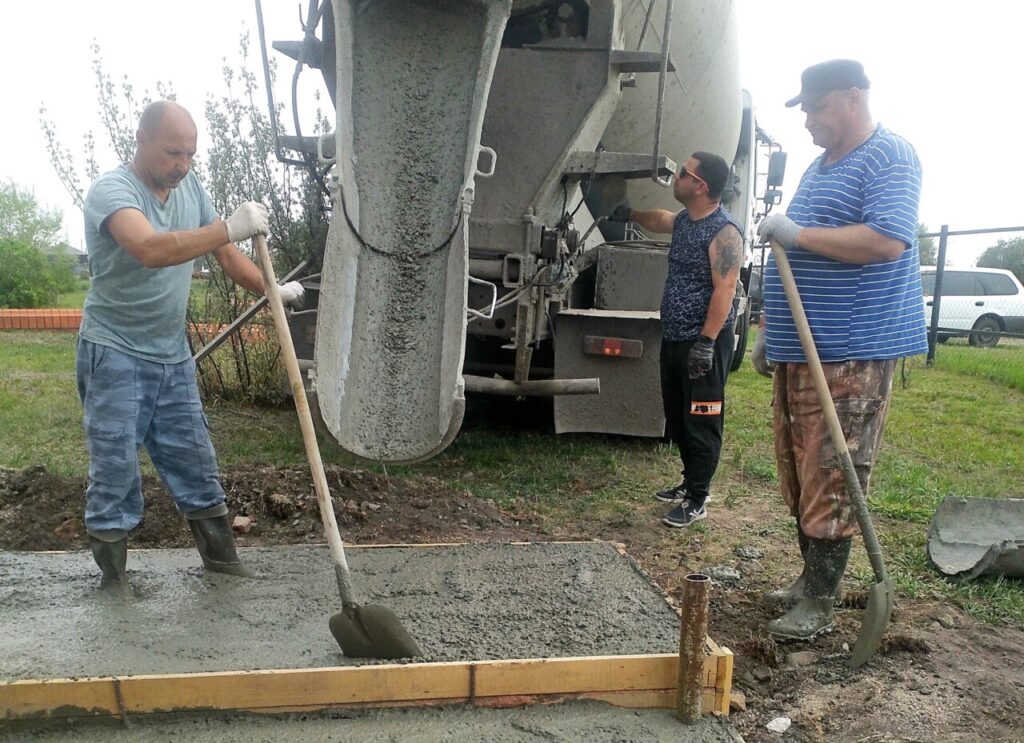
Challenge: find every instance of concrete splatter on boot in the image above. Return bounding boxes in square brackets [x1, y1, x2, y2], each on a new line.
[767, 538, 851, 641]
[88, 532, 133, 599]
[186, 504, 258, 578]
[765, 525, 809, 608]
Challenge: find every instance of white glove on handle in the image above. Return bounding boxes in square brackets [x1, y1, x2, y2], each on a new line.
[277, 280, 305, 308]
[757, 213, 802, 250]
[752, 329, 775, 378]
[225, 202, 269, 243]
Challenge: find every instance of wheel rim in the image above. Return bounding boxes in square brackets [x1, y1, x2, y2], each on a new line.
[971, 321, 1000, 347]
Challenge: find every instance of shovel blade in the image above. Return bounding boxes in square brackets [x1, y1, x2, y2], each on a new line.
[849, 579, 894, 669]
[329, 604, 422, 660]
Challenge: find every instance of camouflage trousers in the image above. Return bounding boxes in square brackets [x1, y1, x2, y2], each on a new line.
[772, 359, 896, 540]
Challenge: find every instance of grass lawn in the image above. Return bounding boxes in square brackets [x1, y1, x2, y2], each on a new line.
[1, 329, 1022, 623]
[55, 278, 90, 309]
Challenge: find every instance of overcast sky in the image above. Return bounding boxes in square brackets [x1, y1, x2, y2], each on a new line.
[2, 0, 1021, 265]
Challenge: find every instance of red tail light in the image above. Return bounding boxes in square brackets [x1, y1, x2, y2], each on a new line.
[583, 335, 643, 359]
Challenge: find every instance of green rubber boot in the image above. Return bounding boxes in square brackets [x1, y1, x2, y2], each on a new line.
[767, 538, 851, 641]
[88, 533, 133, 599]
[765, 525, 809, 608]
[187, 505, 258, 578]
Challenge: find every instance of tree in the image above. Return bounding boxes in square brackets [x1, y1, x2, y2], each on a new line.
[0, 238, 76, 308]
[977, 237, 1024, 284]
[0, 181, 63, 249]
[917, 223, 937, 266]
[0, 183, 75, 308]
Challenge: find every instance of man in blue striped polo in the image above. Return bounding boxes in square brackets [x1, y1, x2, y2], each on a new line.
[754, 60, 928, 640]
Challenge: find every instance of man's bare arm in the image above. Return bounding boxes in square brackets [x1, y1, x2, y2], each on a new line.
[702, 224, 742, 338]
[628, 208, 678, 235]
[106, 208, 232, 268]
[798, 223, 905, 264]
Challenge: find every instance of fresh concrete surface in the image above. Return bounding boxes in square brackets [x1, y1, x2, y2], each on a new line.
[1, 701, 744, 742]
[1, 542, 680, 680]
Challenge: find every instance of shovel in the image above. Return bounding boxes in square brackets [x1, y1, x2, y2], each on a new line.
[254, 234, 422, 660]
[770, 240, 894, 669]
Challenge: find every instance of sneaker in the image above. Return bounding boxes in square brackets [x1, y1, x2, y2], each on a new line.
[654, 483, 688, 504]
[663, 499, 707, 528]
[655, 484, 711, 505]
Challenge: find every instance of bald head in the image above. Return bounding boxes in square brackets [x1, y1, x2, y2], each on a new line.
[138, 100, 196, 137]
[133, 100, 198, 198]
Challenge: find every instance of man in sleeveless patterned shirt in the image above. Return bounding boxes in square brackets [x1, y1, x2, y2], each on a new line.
[610, 152, 744, 528]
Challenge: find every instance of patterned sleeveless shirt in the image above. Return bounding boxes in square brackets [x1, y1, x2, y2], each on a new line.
[661, 205, 740, 341]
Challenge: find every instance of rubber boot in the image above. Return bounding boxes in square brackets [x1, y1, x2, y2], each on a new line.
[89, 533, 133, 598]
[765, 526, 809, 608]
[186, 506, 258, 578]
[767, 538, 851, 641]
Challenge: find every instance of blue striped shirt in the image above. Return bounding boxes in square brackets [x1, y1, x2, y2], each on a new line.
[764, 125, 929, 362]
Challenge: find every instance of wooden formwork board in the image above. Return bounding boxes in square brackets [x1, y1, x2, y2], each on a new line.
[2, 644, 732, 721]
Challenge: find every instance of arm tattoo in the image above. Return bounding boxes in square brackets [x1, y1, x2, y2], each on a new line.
[713, 226, 742, 276]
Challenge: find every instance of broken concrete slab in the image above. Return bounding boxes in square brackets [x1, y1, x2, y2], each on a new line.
[927, 496, 1024, 581]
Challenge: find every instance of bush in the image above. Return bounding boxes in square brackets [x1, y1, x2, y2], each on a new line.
[0, 238, 76, 308]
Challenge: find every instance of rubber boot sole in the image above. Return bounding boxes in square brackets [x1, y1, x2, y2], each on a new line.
[767, 621, 835, 642]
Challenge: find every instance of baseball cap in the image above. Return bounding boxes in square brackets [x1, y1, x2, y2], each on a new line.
[785, 59, 870, 108]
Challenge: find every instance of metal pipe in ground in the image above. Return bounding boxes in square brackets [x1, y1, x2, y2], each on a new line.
[676, 573, 711, 723]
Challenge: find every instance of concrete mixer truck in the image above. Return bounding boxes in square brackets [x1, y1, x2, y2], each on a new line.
[256, 0, 786, 462]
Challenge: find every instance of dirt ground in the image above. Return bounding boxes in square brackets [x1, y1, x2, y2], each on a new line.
[2, 462, 1022, 743]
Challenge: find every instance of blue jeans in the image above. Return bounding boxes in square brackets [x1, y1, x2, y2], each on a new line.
[76, 338, 225, 536]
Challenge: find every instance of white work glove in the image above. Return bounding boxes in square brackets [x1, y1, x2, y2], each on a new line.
[757, 213, 802, 250]
[225, 201, 269, 243]
[276, 280, 305, 308]
[752, 328, 775, 378]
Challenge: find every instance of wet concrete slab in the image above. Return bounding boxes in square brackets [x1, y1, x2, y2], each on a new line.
[0, 542, 681, 680]
[2, 701, 744, 743]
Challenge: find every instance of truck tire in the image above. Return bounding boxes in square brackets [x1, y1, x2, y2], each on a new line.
[730, 287, 751, 372]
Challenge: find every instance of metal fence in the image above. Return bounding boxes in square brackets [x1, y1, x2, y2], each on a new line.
[923, 225, 1024, 378]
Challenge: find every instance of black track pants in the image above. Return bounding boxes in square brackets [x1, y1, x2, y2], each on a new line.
[659, 325, 734, 506]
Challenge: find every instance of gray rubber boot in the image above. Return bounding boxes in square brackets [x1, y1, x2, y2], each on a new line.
[765, 525, 810, 608]
[186, 505, 257, 578]
[767, 538, 851, 641]
[88, 532, 133, 598]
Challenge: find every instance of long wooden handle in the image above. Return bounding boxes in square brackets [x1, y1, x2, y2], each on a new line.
[769, 241, 888, 583]
[254, 235, 356, 604]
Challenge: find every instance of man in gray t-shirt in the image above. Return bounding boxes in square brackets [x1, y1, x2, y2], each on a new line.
[78, 100, 302, 595]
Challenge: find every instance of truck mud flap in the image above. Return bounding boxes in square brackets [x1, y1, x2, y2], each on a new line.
[553, 309, 666, 437]
[314, 0, 511, 462]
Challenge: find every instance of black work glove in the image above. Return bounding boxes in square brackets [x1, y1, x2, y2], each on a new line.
[687, 335, 715, 379]
[609, 204, 633, 222]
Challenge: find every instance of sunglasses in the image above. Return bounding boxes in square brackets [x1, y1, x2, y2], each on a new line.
[679, 166, 707, 188]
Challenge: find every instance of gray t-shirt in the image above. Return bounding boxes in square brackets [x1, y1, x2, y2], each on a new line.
[81, 165, 218, 363]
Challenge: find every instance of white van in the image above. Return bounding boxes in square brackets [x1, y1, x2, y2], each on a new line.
[920, 266, 1024, 347]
